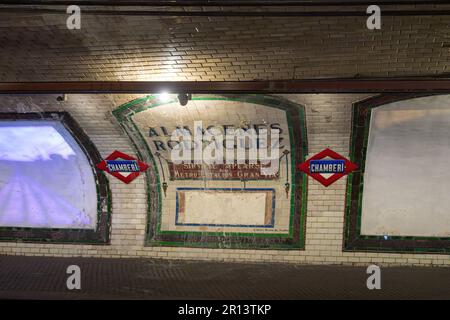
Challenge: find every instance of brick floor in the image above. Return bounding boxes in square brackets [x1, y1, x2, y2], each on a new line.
[0, 255, 449, 300]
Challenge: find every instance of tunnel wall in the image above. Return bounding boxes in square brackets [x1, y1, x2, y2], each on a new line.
[0, 93, 449, 267]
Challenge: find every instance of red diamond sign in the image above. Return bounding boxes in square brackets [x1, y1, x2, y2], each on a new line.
[96, 150, 149, 184]
[297, 148, 358, 187]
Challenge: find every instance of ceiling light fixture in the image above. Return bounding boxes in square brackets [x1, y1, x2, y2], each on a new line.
[177, 93, 192, 106]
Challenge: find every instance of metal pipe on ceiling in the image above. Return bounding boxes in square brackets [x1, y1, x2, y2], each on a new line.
[1, 79, 450, 94]
[0, 0, 448, 6]
[0, 7, 450, 16]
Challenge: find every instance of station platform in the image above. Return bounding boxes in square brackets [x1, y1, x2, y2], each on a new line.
[0, 255, 449, 300]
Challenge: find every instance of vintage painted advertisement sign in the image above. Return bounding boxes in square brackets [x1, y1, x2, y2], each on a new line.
[168, 162, 279, 180]
[115, 94, 307, 248]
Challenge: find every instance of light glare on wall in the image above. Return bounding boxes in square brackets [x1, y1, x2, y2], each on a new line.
[156, 92, 171, 102]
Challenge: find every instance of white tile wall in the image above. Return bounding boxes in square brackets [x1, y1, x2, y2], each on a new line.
[0, 93, 449, 267]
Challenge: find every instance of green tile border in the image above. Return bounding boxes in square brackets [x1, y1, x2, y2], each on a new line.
[113, 94, 308, 249]
[344, 93, 450, 254]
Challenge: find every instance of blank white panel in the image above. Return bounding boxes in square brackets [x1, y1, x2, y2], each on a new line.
[179, 190, 269, 226]
[361, 95, 450, 237]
